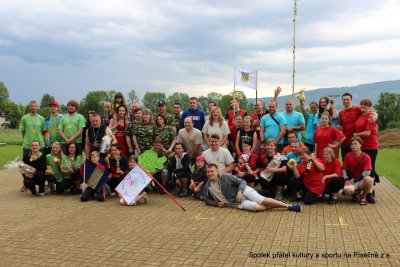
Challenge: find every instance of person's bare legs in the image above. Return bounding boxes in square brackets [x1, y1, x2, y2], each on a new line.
[261, 197, 289, 209]
[360, 176, 374, 201]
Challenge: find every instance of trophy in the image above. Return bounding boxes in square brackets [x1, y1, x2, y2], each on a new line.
[259, 155, 285, 182]
[100, 134, 112, 153]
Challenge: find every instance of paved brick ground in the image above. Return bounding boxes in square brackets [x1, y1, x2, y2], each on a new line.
[0, 167, 399, 266]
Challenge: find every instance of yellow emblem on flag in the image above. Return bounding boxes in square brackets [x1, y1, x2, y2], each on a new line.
[241, 72, 249, 82]
[31, 129, 36, 134]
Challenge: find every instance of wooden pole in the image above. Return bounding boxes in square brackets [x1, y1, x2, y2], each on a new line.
[255, 71, 258, 110]
[292, 0, 297, 102]
[233, 68, 236, 100]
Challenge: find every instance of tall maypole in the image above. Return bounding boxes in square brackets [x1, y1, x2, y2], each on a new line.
[291, 0, 298, 101]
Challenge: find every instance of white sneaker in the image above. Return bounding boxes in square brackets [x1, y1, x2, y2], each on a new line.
[119, 198, 126, 205]
[110, 192, 116, 197]
[37, 192, 45, 196]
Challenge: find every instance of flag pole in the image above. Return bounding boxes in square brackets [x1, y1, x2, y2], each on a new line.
[255, 71, 258, 109]
[151, 174, 186, 211]
[291, 0, 297, 102]
[233, 68, 236, 100]
[138, 163, 186, 211]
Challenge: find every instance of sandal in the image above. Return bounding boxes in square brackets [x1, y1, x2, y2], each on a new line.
[360, 198, 367, 205]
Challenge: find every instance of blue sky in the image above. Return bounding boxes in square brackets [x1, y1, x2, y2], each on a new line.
[1, 0, 400, 104]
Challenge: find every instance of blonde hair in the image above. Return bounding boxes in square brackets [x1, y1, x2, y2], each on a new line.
[322, 147, 335, 160]
[265, 138, 277, 148]
[51, 142, 63, 157]
[209, 107, 224, 127]
[141, 108, 154, 124]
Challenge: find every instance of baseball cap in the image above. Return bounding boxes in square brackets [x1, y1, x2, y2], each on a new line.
[48, 101, 59, 108]
[158, 100, 166, 106]
[196, 156, 206, 163]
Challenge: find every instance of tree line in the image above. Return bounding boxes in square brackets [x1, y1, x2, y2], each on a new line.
[0, 81, 399, 131]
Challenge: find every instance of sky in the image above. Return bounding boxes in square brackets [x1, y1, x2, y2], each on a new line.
[1, 0, 400, 105]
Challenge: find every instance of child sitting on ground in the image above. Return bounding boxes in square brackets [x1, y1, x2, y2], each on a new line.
[189, 156, 208, 200]
[119, 155, 148, 206]
[80, 151, 108, 202]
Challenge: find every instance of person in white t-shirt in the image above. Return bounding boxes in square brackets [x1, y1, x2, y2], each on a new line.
[202, 134, 234, 174]
[202, 106, 230, 149]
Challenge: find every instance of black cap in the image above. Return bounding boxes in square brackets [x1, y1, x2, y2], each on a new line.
[158, 100, 166, 106]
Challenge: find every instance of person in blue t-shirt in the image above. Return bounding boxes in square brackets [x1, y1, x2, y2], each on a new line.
[300, 100, 319, 152]
[280, 99, 305, 145]
[180, 97, 205, 131]
[259, 100, 287, 152]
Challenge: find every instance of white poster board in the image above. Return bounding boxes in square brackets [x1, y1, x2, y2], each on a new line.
[115, 164, 152, 205]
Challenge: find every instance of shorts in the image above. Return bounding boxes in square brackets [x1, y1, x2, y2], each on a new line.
[343, 179, 366, 192]
[237, 186, 266, 212]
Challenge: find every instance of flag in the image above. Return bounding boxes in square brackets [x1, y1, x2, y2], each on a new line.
[115, 164, 152, 205]
[234, 68, 257, 90]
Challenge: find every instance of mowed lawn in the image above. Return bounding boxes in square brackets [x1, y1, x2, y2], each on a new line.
[376, 148, 400, 188]
[0, 145, 22, 169]
[0, 129, 23, 170]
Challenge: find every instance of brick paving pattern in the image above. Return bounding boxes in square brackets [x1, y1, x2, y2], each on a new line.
[0, 167, 399, 266]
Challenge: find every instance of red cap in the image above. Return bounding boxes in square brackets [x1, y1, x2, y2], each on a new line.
[196, 156, 206, 162]
[49, 101, 59, 108]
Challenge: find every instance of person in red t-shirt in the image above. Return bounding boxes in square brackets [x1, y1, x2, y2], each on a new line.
[225, 98, 247, 128]
[313, 112, 346, 159]
[353, 98, 379, 183]
[342, 137, 374, 205]
[287, 147, 325, 205]
[234, 141, 259, 188]
[321, 147, 343, 205]
[339, 92, 378, 160]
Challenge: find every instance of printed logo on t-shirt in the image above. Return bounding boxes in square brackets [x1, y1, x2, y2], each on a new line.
[189, 116, 200, 121]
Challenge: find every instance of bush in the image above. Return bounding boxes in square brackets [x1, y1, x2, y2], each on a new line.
[387, 121, 400, 129]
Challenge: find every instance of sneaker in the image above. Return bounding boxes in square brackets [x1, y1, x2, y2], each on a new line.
[179, 190, 189, 197]
[328, 196, 336, 205]
[71, 188, 82, 195]
[275, 192, 283, 201]
[191, 192, 196, 198]
[288, 204, 302, 212]
[49, 185, 56, 194]
[37, 192, 45, 196]
[119, 198, 126, 205]
[366, 193, 376, 204]
[110, 192, 116, 197]
[20, 184, 27, 192]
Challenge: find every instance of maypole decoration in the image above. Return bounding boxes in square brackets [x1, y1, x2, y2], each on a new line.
[292, 0, 298, 101]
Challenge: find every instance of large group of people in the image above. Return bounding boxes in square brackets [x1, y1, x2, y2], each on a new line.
[18, 88, 380, 212]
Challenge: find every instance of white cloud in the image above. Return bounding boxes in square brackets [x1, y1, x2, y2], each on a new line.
[0, 0, 399, 104]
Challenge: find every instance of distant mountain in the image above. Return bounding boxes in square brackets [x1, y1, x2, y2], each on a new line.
[249, 80, 400, 111]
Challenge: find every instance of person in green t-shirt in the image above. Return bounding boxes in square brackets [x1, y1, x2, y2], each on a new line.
[60, 141, 83, 195]
[19, 100, 46, 157]
[58, 99, 85, 153]
[44, 101, 63, 155]
[45, 141, 64, 193]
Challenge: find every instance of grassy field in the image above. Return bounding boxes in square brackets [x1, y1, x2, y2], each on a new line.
[0, 129, 23, 145]
[0, 145, 22, 169]
[376, 148, 400, 188]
